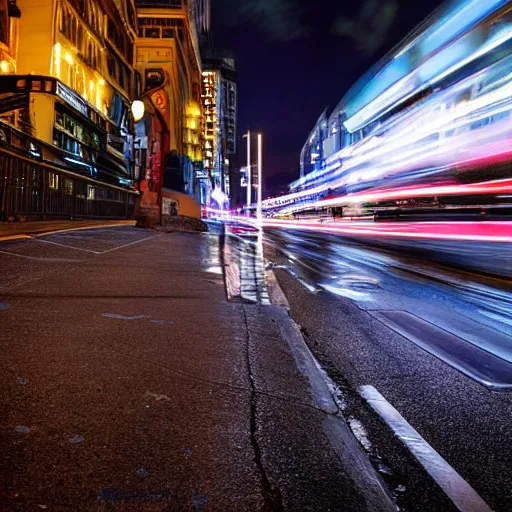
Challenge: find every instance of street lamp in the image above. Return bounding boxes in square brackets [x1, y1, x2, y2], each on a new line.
[257, 133, 262, 223]
[131, 100, 145, 122]
[131, 100, 147, 192]
[242, 130, 251, 209]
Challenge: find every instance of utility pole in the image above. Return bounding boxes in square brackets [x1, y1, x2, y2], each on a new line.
[257, 133, 262, 223]
[246, 130, 251, 208]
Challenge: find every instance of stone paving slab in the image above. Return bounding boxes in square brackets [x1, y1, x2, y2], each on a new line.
[0, 226, 390, 511]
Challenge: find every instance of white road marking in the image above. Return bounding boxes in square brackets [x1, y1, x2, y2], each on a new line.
[359, 385, 493, 512]
[297, 278, 318, 294]
[275, 311, 396, 511]
[32, 221, 135, 238]
[102, 313, 148, 320]
[0, 249, 83, 262]
[32, 238, 101, 253]
[0, 234, 31, 242]
[0, 231, 161, 266]
[99, 233, 161, 253]
[145, 391, 171, 402]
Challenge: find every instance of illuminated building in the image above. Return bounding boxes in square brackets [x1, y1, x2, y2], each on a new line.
[299, 109, 329, 180]
[0, 0, 139, 220]
[134, 0, 207, 217]
[200, 45, 237, 207]
[264, 0, 512, 219]
[0, 0, 20, 76]
[240, 131, 259, 207]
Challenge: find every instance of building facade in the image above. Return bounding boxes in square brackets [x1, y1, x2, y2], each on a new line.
[263, 0, 512, 219]
[134, 0, 208, 219]
[0, 0, 20, 75]
[200, 46, 237, 208]
[0, 0, 139, 220]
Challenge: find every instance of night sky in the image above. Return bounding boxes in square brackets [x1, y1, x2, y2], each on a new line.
[212, 0, 445, 197]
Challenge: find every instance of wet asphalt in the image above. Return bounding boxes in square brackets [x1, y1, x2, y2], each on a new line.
[264, 227, 512, 512]
[0, 225, 398, 511]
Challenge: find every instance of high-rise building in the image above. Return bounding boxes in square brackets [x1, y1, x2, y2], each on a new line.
[240, 131, 260, 207]
[0, 0, 140, 220]
[200, 45, 237, 208]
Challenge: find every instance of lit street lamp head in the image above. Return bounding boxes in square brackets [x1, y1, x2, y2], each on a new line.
[131, 100, 145, 122]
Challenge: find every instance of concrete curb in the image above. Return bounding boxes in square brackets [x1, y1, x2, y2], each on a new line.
[264, 264, 398, 511]
[268, 305, 397, 512]
[265, 268, 290, 310]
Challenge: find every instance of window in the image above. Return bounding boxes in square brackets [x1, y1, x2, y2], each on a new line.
[31, 168, 41, 186]
[64, 179, 73, 195]
[0, 1, 9, 46]
[107, 54, 116, 80]
[71, 17, 77, 45]
[90, 4, 96, 32]
[119, 67, 125, 89]
[77, 25, 83, 53]
[87, 185, 95, 200]
[49, 172, 60, 190]
[145, 27, 160, 38]
[61, 7, 67, 34]
[491, 110, 510, 124]
[127, 2, 135, 29]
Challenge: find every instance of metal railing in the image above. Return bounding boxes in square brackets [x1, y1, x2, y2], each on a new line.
[0, 148, 136, 221]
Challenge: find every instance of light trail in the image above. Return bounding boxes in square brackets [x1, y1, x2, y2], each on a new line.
[259, 218, 512, 243]
[205, 208, 512, 244]
[315, 178, 512, 208]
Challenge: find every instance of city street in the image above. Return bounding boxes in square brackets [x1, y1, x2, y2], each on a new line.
[3, 0, 512, 510]
[264, 227, 512, 512]
[1, 224, 399, 512]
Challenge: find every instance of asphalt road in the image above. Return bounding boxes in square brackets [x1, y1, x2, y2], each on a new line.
[264, 227, 512, 512]
[0, 224, 401, 511]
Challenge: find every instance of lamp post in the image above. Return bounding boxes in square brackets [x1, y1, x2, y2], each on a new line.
[257, 133, 262, 223]
[242, 130, 251, 209]
[131, 100, 146, 192]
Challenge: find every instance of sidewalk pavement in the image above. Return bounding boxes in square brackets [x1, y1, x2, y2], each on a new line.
[0, 219, 135, 240]
[0, 224, 394, 511]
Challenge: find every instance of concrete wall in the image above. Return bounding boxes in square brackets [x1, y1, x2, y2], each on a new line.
[162, 188, 200, 218]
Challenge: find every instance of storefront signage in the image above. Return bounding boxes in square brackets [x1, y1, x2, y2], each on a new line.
[151, 89, 168, 118]
[195, 170, 208, 179]
[56, 82, 88, 117]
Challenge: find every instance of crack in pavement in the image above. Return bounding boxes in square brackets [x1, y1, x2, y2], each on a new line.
[242, 305, 284, 511]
